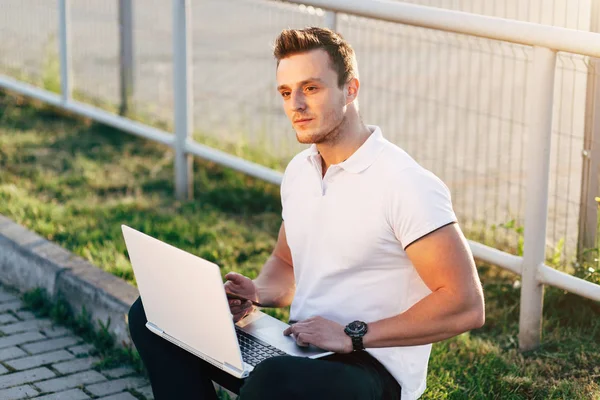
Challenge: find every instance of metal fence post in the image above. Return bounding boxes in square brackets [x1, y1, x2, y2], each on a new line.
[173, 0, 193, 200]
[519, 46, 557, 351]
[58, 0, 72, 103]
[578, 0, 600, 260]
[325, 10, 338, 31]
[118, 0, 135, 116]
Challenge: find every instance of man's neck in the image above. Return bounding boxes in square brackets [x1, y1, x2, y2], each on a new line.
[317, 121, 372, 176]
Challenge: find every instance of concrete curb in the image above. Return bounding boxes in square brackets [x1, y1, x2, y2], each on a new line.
[0, 214, 139, 346]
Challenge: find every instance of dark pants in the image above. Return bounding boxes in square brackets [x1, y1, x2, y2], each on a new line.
[129, 297, 401, 399]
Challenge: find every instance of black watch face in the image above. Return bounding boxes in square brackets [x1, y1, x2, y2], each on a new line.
[346, 321, 367, 336]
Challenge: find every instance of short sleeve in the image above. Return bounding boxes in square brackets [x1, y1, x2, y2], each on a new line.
[280, 168, 288, 222]
[280, 155, 300, 223]
[388, 167, 457, 250]
[280, 149, 313, 223]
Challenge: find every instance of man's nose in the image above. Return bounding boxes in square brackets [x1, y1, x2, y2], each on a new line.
[290, 92, 306, 112]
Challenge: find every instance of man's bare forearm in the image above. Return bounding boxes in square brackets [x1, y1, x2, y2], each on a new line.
[253, 254, 295, 308]
[359, 224, 486, 348]
[363, 287, 485, 348]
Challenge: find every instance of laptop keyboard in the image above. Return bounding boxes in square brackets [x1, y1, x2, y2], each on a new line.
[235, 328, 287, 366]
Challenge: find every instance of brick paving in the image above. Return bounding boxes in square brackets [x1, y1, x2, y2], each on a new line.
[0, 284, 154, 399]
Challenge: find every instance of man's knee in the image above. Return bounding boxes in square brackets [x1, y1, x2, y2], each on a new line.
[239, 356, 297, 399]
[128, 297, 147, 342]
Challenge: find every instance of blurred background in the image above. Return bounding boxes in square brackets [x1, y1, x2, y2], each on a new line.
[1, 0, 598, 266]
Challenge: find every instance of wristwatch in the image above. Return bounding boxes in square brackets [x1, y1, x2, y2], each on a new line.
[344, 320, 368, 351]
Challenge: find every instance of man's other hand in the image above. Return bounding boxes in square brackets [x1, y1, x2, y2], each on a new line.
[283, 316, 353, 354]
[224, 272, 259, 322]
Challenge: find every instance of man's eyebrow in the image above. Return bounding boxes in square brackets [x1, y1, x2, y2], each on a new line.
[277, 78, 326, 91]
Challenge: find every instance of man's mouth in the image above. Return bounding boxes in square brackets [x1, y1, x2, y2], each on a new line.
[294, 118, 313, 125]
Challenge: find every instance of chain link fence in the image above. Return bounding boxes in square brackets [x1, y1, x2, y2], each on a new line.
[0, 0, 598, 265]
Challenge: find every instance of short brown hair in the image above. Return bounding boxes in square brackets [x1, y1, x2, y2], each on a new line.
[273, 27, 358, 87]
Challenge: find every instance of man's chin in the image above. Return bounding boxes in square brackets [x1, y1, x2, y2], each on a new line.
[295, 130, 323, 145]
[296, 136, 314, 145]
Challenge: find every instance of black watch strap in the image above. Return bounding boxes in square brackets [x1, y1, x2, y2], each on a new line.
[351, 335, 365, 351]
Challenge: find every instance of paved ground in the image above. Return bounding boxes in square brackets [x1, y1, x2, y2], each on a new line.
[0, 284, 154, 400]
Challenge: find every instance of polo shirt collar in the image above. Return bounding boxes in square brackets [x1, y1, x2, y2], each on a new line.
[306, 125, 386, 174]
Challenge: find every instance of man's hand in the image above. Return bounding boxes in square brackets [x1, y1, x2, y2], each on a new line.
[224, 272, 259, 322]
[283, 316, 353, 354]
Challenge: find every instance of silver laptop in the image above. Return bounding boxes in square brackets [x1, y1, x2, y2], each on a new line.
[121, 225, 332, 379]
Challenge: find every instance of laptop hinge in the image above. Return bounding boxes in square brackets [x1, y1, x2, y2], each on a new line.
[224, 362, 245, 375]
[146, 322, 163, 336]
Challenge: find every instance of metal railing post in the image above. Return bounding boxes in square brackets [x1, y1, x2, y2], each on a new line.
[58, 0, 72, 102]
[118, 0, 135, 116]
[577, 0, 600, 260]
[519, 46, 557, 351]
[173, 0, 194, 200]
[325, 10, 338, 31]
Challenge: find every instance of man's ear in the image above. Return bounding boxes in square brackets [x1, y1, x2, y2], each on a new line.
[345, 77, 360, 105]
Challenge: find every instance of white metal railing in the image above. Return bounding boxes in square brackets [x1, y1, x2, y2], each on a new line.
[0, 0, 598, 352]
[172, 0, 193, 200]
[58, 0, 71, 103]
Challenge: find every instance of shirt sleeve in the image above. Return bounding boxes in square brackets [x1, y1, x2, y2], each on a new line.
[280, 161, 293, 223]
[388, 167, 457, 250]
[280, 170, 287, 222]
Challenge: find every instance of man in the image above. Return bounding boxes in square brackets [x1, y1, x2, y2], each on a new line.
[128, 27, 485, 400]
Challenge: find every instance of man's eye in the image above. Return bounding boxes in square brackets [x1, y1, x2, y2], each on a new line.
[305, 86, 317, 92]
[281, 92, 290, 98]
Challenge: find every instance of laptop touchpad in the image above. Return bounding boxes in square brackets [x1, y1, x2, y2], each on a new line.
[239, 311, 331, 358]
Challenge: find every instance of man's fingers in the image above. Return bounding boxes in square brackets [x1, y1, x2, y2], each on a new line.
[284, 322, 309, 338]
[224, 272, 238, 280]
[283, 323, 300, 336]
[233, 314, 244, 323]
[282, 322, 315, 347]
[296, 333, 309, 347]
[233, 309, 250, 322]
[240, 301, 252, 310]
[225, 272, 246, 284]
[228, 299, 251, 307]
[230, 301, 253, 315]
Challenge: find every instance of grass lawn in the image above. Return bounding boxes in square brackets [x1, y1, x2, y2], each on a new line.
[1, 90, 599, 399]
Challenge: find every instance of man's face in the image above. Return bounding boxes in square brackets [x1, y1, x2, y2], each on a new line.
[276, 49, 347, 144]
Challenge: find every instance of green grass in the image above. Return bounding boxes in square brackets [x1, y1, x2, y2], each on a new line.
[0, 90, 288, 321]
[1, 90, 599, 399]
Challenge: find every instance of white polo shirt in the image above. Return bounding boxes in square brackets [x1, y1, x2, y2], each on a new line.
[281, 125, 457, 400]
